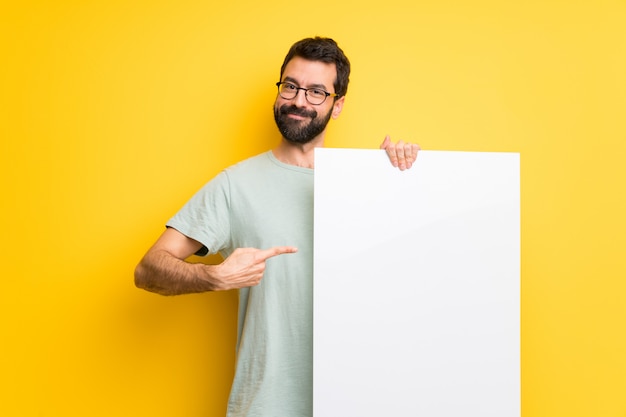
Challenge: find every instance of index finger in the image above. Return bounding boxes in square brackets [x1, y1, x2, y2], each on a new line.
[259, 246, 299, 260]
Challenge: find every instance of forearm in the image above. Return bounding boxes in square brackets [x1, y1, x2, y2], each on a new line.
[134, 249, 216, 296]
[135, 240, 297, 294]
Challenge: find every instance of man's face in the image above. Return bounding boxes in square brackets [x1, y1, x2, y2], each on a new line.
[274, 57, 344, 144]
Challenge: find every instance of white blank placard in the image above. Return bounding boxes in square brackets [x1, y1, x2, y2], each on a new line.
[313, 149, 520, 417]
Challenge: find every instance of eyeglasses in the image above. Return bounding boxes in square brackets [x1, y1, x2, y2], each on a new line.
[276, 82, 339, 105]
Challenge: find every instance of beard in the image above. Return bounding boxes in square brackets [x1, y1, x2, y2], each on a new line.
[273, 104, 333, 144]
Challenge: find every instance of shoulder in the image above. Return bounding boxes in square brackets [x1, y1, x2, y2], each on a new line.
[226, 151, 274, 173]
[226, 151, 312, 177]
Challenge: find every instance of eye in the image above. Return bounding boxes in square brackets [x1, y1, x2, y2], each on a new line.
[308, 88, 327, 98]
[283, 83, 297, 91]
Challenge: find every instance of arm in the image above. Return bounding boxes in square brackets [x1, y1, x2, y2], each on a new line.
[380, 135, 421, 170]
[134, 227, 297, 295]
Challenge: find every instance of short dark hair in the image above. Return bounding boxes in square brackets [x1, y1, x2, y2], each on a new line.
[279, 37, 351, 98]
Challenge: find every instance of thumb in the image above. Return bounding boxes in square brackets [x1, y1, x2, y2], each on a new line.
[380, 135, 391, 150]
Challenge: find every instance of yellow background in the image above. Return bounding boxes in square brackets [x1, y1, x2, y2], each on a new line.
[1, 0, 625, 416]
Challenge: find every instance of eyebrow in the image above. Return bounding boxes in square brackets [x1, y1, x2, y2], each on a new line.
[283, 76, 331, 92]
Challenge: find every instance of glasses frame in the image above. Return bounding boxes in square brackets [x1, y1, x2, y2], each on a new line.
[275, 81, 339, 105]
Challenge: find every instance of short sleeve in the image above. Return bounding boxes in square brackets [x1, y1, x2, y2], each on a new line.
[166, 170, 232, 256]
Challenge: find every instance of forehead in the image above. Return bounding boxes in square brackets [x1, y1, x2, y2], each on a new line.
[281, 57, 337, 90]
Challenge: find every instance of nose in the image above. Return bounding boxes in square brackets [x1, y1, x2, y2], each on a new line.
[292, 88, 309, 107]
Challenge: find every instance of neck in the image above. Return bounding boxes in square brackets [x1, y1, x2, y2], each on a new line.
[272, 136, 325, 169]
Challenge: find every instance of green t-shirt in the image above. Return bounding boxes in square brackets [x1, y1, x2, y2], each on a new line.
[167, 151, 315, 417]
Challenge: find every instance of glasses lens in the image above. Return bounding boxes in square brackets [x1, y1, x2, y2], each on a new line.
[279, 83, 297, 99]
[306, 89, 327, 105]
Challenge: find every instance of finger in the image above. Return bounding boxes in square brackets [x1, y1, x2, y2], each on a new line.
[405, 143, 419, 168]
[259, 246, 298, 261]
[379, 134, 391, 150]
[396, 140, 407, 170]
[403, 145, 412, 168]
[383, 136, 399, 167]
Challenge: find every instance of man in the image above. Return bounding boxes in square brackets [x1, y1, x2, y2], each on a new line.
[135, 37, 419, 417]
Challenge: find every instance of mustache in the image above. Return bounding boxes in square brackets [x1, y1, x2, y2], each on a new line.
[279, 104, 317, 119]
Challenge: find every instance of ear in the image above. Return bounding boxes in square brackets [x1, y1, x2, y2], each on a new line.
[331, 96, 345, 119]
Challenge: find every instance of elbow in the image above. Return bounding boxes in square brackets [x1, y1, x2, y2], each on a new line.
[134, 259, 172, 296]
[134, 261, 150, 290]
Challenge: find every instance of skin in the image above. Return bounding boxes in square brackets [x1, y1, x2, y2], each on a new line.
[271, 57, 344, 168]
[134, 56, 420, 295]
